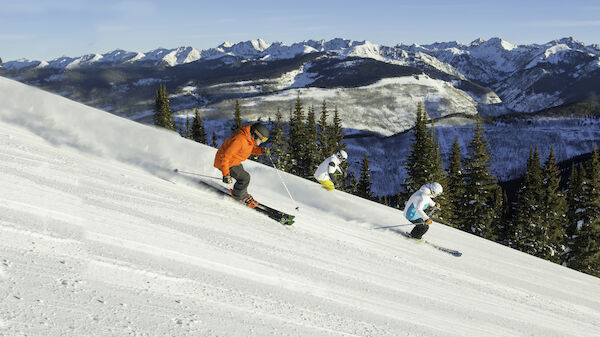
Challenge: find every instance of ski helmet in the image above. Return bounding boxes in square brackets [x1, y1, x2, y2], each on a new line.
[251, 123, 269, 142]
[427, 182, 443, 197]
[336, 150, 348, 161]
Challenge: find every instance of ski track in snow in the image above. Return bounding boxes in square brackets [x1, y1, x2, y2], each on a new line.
[1, 77, 600, 336]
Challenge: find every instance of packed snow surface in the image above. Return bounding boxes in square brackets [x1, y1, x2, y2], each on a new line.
[0, 77, 599, 336]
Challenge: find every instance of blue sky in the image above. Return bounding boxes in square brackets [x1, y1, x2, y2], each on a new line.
[1, 0, 599, 61]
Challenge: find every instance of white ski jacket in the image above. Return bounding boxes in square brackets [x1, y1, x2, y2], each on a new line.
[404, 185, 436, 221]
[314, 155, 342, 181]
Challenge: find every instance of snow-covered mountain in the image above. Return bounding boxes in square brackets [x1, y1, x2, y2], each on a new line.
[0, 38, 379, 69]
[2, 37, 598, 114]
[5, 37, 599, 76]
[2, 75, 600, 337]
[404, 37, 600, 111]
[1, 37, 598, 195]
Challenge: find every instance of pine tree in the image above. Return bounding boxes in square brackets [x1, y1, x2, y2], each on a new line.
[429, 118, 448, 223]
[541, 148, 568, 263]
[231, 100, 243, 135]
[288, 93, 306, 176]
[461, 117, 498, 239]
[184, 114, 192, 139]
[513, 147, 548, 255]
[304, 106, 320, 177]
[318, 100, 330, 158]
[356, 152, 373, 199]
[491, 186, 509, 242]
[191, 108, 207, 144]
[404, 102, 435, 195]
[568, 146, 600, 277]
[328, 105, 345, 153]
[565, 164, 584, 245]
[565, 164, 589, 264]
[270, 108, 289, 172]
[153, 84, 175, 130]
[211, 132, 218, 148]
[403, 102, 446, 211]
[445, 137, 465, 228]
[349, 172, 359, 194]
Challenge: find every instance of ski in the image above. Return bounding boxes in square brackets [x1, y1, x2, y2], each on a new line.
[198, 180, 295, 226]
[396, 230, 462, 257]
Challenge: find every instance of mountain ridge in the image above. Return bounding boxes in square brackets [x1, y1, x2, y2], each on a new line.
[4, 37, 598, 71]
[3, 36, 598, 114]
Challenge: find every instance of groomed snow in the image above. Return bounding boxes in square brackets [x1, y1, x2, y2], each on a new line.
[1, 77, 599, 336]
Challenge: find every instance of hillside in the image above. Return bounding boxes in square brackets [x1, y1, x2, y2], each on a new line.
[1, 77, 600, 336]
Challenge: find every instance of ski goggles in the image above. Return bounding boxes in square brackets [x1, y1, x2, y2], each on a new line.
[254, 131, 268, 142]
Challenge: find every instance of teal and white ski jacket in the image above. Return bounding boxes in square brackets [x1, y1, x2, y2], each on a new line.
[404, 185, 436, 221]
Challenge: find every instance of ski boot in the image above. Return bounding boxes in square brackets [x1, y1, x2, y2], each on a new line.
[229, 189, 258, 208]
[240, 194, 258, 208]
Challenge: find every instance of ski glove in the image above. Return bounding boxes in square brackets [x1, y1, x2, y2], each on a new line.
[263, 148, 271, 156]
[425, 219, 432, 225]
[435, 203, 440, 209]
[223, 176, 233, 184]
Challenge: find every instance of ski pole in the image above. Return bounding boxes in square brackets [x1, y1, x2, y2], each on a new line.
[267, 154, 300, 211]
[372, 208, 437, 230]
[372, 223, 416, 230]
[173, 168, 221, 180]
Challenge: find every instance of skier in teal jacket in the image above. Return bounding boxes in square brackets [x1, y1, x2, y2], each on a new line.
[404, 182, 443, 239]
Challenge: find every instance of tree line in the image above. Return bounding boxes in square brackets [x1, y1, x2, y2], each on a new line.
[248, 93, 373, 199]
[403, 103, 600, 278]
[154, 87, 375, 197]
[154, 85, 599, 278]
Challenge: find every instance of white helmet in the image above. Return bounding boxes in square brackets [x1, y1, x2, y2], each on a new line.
[336, 150, 348, 161]
[426, 182, 443, 197]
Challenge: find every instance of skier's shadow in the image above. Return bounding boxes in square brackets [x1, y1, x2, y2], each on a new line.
[389, 227, 412, 238]
[372, 224, 413, 238]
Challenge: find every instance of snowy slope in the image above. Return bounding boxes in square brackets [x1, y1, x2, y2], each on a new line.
[1, 77, 600, 336]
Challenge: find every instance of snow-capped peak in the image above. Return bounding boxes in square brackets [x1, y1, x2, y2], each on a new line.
[555, 37, 585, 48]
[479, 37, 518, 51]
[219, 41, 234, 49]
[470, 37, 486, 46]
[340, 40, 382, 59]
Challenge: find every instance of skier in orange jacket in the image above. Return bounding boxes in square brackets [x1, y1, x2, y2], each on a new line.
[214, 123, 270, 207]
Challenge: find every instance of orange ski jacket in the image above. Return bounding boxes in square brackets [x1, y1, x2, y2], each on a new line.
[214, 125, 263, 176]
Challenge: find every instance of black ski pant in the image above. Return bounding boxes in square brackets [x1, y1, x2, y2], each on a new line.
[229, 164, 250, 200]
[409, 218, 429, 239]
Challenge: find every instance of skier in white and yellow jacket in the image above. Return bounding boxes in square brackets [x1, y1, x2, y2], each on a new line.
[314, 150, 348, 191]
